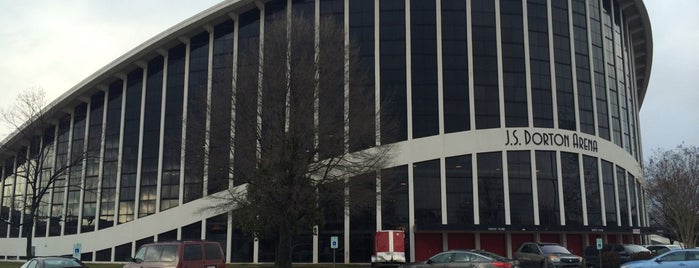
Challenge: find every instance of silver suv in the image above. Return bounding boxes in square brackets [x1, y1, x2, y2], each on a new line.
[514, 242, 583, 268]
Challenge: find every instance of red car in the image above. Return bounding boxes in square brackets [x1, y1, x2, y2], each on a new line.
[123, 241, 224, 268]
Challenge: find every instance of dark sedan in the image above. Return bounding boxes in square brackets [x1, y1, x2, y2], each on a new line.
[400, 249, 520, 268]
[19, 257, 87, 268]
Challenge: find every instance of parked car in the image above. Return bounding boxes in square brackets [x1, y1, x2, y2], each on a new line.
[620, 248, 699, 268]
[123, 240, 225, 268]
[514, 242, 583, 268]
[400, 249, 519, 268]
[644, 244, 682, 255]
[583, 244, 652, 267]
[19, 257, 87, 268]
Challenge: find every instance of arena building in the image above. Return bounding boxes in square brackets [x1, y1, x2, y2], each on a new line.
[0, 0, 652, 264]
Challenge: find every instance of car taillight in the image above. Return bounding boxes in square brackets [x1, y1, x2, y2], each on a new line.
[492, 261, 512, 268]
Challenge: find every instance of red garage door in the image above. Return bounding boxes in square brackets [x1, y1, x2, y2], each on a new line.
[414, 233, 442, 262]
[448, 233, 475, 250]
[480, 233, 506, 256]
[566, 234, 583, 255]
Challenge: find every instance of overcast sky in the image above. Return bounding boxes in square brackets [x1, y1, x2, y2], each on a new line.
[0, 0, 696, 160]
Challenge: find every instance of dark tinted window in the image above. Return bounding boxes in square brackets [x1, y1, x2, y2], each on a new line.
[205, 243, 222, 260]
[502, 0, 527, 127]
[441, 0, 469, 132]
[233, 8, 260, 187]
[381, 165, 409, 230]
[430, 252, 453, 263]
[413, 159, 441, 226]
[96, 248, 112, 261]
[602, 160, 617, 226]
[349, 173, 376, 263]
[562, 152, 582, 226]
[182, 221, 202, 240]
[115, 242, 133, 262]
[528, 0, 553, 128]
[446, 155, 473, 225]
[411, 0, 438, 138]
[184, 31, 209, 203]
[119, 69, 143, 224]
[552, 0, 575, 131]
[379, 0, 408, 143]
[541, 244, 572, 254]
[478, 152, 504, 225]
[584, 155, 602, 226]
[348, 0, 376, 151]
[143, 245, 178, 262]
[536, 151, 560, 225]
[573, 0, 594, 134]
[209, 20, 234, 194]
[616, 166, 628, 226]
[161, 43, 186, 211]
[472, 0, 499, 129]
[184, 244, 203, 260]
[508, 151, 533, 225]
[140, 56, 164, 218]
[522, 244, 539, 254]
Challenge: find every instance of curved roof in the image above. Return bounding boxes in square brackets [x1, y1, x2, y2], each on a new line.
[0, 0, 653, 154]
[620, 0, 653, 103]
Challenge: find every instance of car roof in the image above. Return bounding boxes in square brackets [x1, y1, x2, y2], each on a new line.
[143, 240, 214, 245]
[32, 257, 79, 260]
[438, 249, 507, 259]
[538, 242, 564, 246]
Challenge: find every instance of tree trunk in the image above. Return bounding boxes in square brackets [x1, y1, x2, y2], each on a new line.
[25, 218, 34, 258]
[275, 225, 292, 268]
[25, 205, 38, 259]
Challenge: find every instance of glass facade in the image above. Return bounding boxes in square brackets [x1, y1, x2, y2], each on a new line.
[0, 0, 651, 263]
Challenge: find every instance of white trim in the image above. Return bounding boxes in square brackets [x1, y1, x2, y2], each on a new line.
[179, 37, 191, 206]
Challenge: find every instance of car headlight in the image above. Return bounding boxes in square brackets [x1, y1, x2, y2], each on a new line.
[548, 255, 560, 262]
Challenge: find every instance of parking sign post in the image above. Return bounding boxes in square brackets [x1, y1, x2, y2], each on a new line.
[331, 236, 338, 268]
[73, 243, 82, 260]
[596, 238, 603, 268]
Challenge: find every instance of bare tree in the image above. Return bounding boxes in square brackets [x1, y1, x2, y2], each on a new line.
[645, 144, 699, 248]
[206, 13, 394, 267]
[0, 87, 86, 258]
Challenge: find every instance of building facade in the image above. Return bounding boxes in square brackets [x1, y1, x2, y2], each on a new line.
[0, 0, 652, 264]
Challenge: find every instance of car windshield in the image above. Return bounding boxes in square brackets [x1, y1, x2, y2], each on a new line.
[541, 245, 572, 254]
[137, 245, 178, 262]
[624, 245, 650, 252]
[43, 259, 82, 268]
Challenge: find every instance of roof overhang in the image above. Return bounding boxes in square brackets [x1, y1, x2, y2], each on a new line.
[619, 0, 653, 105]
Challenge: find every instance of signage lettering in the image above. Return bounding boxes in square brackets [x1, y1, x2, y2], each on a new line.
[505, 129, 598, 153]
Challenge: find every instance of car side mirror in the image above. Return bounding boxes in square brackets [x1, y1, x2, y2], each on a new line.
[130, 257, 142, 263]
[655, 258, 663, 263]
[426, 259, 433, 264]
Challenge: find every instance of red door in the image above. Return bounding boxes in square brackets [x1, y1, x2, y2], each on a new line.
[566, 234, 583, 256]
[480, 233, 506, 256]
[414, 233, 442, 261]
[448, 233, 475, 250]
